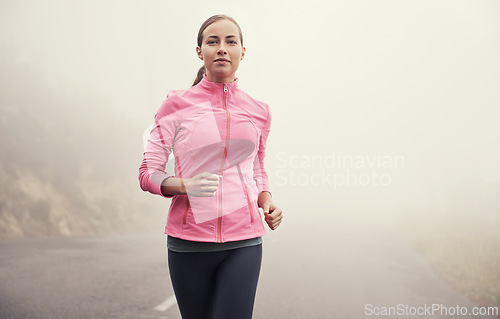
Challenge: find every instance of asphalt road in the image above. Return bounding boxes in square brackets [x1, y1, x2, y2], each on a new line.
[1, 216, 498, 319]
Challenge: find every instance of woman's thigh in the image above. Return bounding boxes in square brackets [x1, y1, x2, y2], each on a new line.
[213, 244, 263, 319]
[168, 250, 224, 319]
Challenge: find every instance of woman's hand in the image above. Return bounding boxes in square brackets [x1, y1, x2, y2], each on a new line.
[183, 172, 220, 197]
[258, 192, 283, 230]
[263, 202, 283, 230]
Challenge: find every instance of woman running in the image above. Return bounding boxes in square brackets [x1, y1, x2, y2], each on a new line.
[139, 14, 283, 319]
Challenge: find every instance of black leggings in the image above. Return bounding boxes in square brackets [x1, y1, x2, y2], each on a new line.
[168, 244, 262, 319]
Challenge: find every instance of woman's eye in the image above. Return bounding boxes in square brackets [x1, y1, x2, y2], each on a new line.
[207, 40, 217, 45]
[228, 40, 237, 44]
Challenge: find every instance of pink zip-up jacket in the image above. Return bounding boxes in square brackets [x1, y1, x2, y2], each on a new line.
[139, 74, 271, 243]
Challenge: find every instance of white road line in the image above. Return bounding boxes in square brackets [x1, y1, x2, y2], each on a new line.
[154, 295, 177, 312]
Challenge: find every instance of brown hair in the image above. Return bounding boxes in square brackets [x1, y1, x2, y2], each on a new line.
[192, 15, 244, 86]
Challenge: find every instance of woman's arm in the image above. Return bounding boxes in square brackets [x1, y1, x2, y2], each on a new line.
[140, 94, 222, 199]
[161, 173, 221, 197]
[253, 106, 272, 196]
[253, 106, 283, 230]
[139, 97, 179, 198]
[160, 177, 186, 196]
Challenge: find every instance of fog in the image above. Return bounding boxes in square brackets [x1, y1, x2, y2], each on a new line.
[1, 0, 499, 232]
[2, 0, 500, 316]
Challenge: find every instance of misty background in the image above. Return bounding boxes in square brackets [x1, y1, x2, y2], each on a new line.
[0, 1, 499, 239]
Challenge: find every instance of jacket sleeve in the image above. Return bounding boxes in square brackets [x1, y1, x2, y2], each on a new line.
[253, 105, 272, 196]
[138, 96, 179, 198]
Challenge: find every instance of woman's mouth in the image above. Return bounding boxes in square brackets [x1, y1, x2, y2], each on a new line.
[214, 58, 230, 64]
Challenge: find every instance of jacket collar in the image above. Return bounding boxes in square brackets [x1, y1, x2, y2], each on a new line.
[199, 73, 239, 93]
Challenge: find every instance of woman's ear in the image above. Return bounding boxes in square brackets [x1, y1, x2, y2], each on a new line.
[240, 46, 246, 61]
[196, 46, 203, 60]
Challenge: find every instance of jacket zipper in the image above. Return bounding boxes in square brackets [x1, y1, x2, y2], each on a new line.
[217, 84, 230, 242]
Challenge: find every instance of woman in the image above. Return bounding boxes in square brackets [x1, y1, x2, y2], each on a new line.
[139, 14, 282, 319]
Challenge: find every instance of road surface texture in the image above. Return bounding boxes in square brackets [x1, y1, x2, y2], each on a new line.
[1, 215, 498, 318]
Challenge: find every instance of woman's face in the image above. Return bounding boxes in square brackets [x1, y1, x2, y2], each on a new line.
[196, 19, 245, 83]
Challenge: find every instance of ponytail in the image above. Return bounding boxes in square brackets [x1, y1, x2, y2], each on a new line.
[192, 65, 206, 86]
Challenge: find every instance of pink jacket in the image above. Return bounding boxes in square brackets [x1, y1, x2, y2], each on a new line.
[139, 74, 271, 243]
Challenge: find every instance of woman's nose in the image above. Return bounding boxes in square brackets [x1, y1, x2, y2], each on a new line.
[217, 44, 228, 55]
